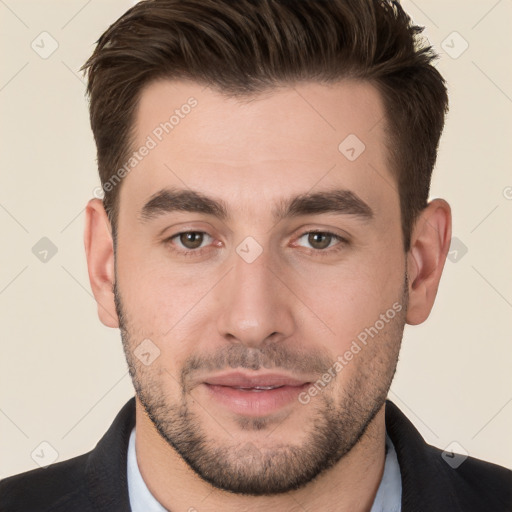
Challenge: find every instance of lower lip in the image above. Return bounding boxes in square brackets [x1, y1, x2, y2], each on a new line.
[203, 383, 310, 416]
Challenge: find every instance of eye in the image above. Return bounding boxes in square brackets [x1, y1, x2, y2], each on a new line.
[294, 230, 347, 253]
[167, 231, 214, 254]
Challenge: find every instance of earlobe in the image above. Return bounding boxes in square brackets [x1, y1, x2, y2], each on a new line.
[406, 198, 452, 325]
[84, 198, 119, 328]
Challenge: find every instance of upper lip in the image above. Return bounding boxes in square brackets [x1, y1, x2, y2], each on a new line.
[203, 372, 310, 388]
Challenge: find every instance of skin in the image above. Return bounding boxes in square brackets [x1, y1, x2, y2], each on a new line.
[84, 79, 451, 511]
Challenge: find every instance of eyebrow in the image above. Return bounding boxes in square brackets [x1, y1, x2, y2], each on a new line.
[139, 187, 374, 223]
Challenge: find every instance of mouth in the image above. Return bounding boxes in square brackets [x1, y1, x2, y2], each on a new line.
[204, 372, 308, 388]
[201, 372, 311, 416]
[228, 385, 286, 391]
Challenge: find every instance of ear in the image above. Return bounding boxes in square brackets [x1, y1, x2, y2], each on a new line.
[406, 198, 452, 325]
[84, 198, 119, 328]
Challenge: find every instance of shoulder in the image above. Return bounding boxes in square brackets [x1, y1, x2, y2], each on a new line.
[0, 398, 136, 512]
[0, 452, 92, 512]
[385, 400, 512, 511]
[425, 442, 512, 510]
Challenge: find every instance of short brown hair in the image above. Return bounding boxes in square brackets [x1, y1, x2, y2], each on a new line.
[81, 0, 448, 251]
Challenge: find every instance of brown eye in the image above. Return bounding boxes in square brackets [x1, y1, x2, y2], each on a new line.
[294, 230, 348, 255]
[165, 231, 216, 257]
[307, 232, 333, 250]
[178, 232, 206, 249]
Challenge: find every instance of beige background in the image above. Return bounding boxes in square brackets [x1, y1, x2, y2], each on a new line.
[1, 0, 511, 478]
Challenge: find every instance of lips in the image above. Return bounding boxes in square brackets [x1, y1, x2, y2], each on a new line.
[204, 372, 308, 389]
[201, 372, 311, 416]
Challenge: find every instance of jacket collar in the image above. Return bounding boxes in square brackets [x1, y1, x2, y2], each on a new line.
[385, 399, 464, 512]
[85, 397, 136, 511]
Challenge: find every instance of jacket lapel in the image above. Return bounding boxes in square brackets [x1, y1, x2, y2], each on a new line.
[85, 397, 136, 511]
[386, 399, 463, 512]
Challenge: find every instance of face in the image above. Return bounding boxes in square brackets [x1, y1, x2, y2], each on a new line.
[113, 79, 408, 495]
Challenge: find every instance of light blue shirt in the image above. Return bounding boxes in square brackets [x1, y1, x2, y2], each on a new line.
[371, 433, 402, 512]
[127, 427, 401, 512]
[127, 427, 167, 512]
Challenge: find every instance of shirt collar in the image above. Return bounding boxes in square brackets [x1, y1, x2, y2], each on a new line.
[370, 433, 402, 512]
[127, 427, 167, 512]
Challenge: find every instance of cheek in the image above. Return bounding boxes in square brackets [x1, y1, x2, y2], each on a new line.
[298, 254, 405, 349]
[117, 235, 181, 312]
[116, 244, 223, 360]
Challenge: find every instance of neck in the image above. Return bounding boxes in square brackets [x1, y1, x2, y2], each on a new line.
[134, 399, 387, 512]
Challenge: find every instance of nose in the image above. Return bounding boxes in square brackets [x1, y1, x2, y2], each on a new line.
[215, 243, 296, 348]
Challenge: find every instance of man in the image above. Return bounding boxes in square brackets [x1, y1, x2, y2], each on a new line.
[1, 0, 510, 510]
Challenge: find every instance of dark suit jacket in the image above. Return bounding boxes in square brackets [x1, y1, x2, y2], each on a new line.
[1, 398, 510, 511]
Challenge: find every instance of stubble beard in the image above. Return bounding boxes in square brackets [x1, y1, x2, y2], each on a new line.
[114, 277, 408, 495]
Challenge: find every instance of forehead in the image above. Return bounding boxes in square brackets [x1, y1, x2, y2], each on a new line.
[119, 78, 395, 223]
[134, 78, 386, 158]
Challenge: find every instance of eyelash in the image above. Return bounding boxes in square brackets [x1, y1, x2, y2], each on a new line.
[164, 230, 348, 258]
